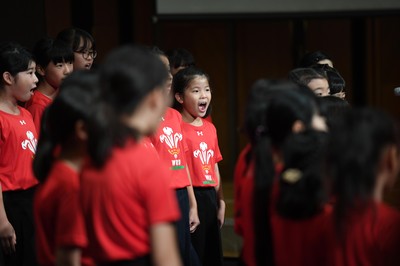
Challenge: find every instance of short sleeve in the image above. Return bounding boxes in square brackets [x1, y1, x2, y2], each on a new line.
[138, 152, 180, 225]
[55, 177, 87, 248]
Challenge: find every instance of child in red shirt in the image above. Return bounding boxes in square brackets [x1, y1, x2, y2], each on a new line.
[271, 130, 333, 266]
[173, 66, 225, 266]
[327, 108, 400, 266]
[56, 28, 97, 71]
[0, 42, 39, 266]
[33, 71, 97, 266]
[80, 46, 182, 266]
[150, 47, 200, 266]
[234, 80, 327, 266]
[25, 38, 74, 134]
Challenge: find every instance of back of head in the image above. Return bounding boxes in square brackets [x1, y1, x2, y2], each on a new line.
[34, 70, 99, 182]
[87, 45, 169, 167]
[33, 37, 74, 68]
[264, 84, 318, 148]
[318, 96, 350, 130]
[56, 27, 96, 52]
[166, 48, 195, 69]
[99, 45, 169, 115]
[0, 42, 34, 87]
[299, 50, 331, 67]
[277, 130, 328, 219]
[252, 80, 320, 266]
[327, 108, 398, 230]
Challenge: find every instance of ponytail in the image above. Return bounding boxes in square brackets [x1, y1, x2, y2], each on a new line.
[253, 134, 275, 266]
[33, 108, 57, 182]
[276, 130, 328, 220]
[33, 70, 100, 181]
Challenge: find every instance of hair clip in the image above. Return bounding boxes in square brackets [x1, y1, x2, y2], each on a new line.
[282, 168, 302, 184]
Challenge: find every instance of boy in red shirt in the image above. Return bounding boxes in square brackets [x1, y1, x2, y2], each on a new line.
[25, 38, 73, 134]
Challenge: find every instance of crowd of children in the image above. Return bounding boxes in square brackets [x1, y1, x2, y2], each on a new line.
[0, 28, 399, 266]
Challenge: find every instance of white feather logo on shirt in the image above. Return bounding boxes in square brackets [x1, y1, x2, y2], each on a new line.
[21, 131, 37, 154]
[194, 142, 215, 182]
[160, 127, 184, 170]
[160, 127, 182, 158]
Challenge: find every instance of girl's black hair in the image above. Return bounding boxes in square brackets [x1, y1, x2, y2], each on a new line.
[312, 64, 346, 95]
[288, 67, 327, 89]
[252, 80, 320, 266]
[317, 96, 350, 130]
[33, 37, 74, 68]
[56, 27, 96, 53]
[150, 46, 166, 57]
[299, 50, 332, 67]
[0, 42, 34, 88]
[327, 108, 399, 234]
[172, 66, 210, 112]
[87, 45, 169, 168]
[33, 70, 99, 182]
[166, 48, 195, 69]
[276, 130, 328, 219]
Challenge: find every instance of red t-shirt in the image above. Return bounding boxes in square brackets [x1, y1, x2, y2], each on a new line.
[181, 119, 222, 187]
[150, 108, 190, 189]
[233, 144, 251, 236]
[331, 202, 400, 266]
[34, 161, 93, 266]
[0, 107, 38, 191]
[80, 140, 180, 263]
[271, 205, 335, 266]
[25, 90, 52, 135]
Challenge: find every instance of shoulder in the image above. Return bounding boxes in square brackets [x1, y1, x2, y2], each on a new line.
[202, 118, 217, 132]
[166, 107, 182, 119]
[19, 106, 33, 116]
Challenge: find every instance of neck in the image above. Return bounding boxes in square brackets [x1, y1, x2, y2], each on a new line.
[181, 109, 202, 125]
[122, 112, 148, 138]
[59, 146, 85, 172]
[0, 90, 20, 114]
[37, 82, 58, 99]
[373, 173, 387, 203]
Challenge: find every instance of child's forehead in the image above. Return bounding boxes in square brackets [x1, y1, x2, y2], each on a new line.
[77, 37, 94, 50]
[28, 60, 36, 68]
[189, 75, 208, 83]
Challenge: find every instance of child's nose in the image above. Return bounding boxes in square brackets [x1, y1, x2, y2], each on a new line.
[33, 73, 39, 83]
[65, 65, 73, 74]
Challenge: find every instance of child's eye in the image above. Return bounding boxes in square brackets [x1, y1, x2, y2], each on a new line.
[56, 64, 63, 68]
[193, 90, 199, 93]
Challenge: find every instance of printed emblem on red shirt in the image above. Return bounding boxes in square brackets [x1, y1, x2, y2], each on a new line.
[21, 131, 37, 154]
[160, 127, 184, 170]
[193, 142, 215, 184]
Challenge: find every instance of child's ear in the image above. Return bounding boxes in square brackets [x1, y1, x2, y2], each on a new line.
[387, 145, 399, 174]
[36, 65, 45, 76]
[75, 120, 88, 141]
[2, 72, 13, 85]
[379, 145, 400, 187]
[292, 120, 305, 133]
[175, 93, 183, 104]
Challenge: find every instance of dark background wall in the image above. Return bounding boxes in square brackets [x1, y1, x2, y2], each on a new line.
[2, 0, 400, 206]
